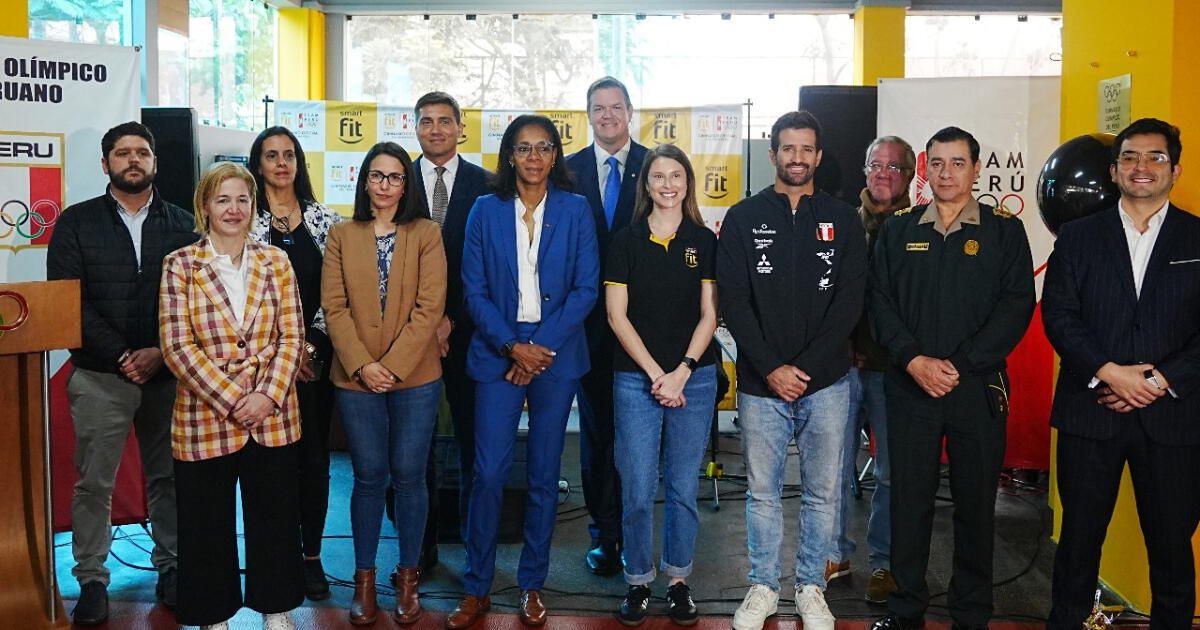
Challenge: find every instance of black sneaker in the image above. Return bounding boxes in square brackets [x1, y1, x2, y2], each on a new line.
[155, 567, 177, 608]
[618, 585, 652, 626]
[666, 582, 698, 626]
[72, 581, 109, 626]
[304, 557, 331, 601]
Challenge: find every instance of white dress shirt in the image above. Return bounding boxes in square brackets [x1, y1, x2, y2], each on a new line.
[594, 138, 631, 207]
[114, 191, 154, 268]
[1118, 199, 1169, 298]
[514, 194, 547, 323]
[210, 240, 250, 329]
[420, 153, 459, 206]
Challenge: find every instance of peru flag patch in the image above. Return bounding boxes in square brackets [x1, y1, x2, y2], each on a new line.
[816, 222, 835, 241]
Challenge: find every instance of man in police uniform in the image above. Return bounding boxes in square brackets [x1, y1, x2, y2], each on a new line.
[869, 126, 1034, 630]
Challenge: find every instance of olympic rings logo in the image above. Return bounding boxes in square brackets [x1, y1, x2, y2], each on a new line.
[0, 291, 30, 337]
[0, 198, 61, 240]
[978, 193, 1026, 216]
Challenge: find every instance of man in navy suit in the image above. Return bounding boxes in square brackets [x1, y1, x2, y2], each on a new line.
[566, 76, 648, 575]
[1043, 118, 1200, 630]
[411, 91, 492, 568]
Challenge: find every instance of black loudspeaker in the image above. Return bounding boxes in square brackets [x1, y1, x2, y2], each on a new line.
[141, 107, 199, 214]
[798, 86, 879, 206]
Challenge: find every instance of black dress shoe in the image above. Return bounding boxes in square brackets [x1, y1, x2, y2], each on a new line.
[304, 557, 331, 601]
[871, 614, 926, 630]
[951, 624, 989, 630]
[155, 567, 178, 608]
[72, 581, 109, 626]
[618, 585, 651, 626]
[586, 541, 621, 576]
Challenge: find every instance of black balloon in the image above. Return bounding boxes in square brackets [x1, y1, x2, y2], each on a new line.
[1037, 133, 1121, 236]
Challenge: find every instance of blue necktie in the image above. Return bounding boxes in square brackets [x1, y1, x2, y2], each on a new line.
[603, 156, 621, 229]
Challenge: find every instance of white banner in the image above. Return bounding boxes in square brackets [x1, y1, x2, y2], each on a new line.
[0, 36, 139, 284]
[877, 76, 1060, 296]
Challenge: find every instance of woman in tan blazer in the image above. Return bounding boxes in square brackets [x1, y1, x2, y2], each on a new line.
[321, 141, 446, 626]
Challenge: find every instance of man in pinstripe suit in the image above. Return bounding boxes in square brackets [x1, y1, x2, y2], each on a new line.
[1043, 118, 1200, 630]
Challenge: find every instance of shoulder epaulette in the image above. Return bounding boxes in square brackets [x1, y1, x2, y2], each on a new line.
[993, 206, 1014, 219]
[893, 206, 914, 216]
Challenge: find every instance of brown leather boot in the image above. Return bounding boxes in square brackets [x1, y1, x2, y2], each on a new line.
[349, 568, 378, 626]
[393, 566, 422, 624]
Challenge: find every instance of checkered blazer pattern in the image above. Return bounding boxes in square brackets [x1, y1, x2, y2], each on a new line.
[159, 238, 304, 461]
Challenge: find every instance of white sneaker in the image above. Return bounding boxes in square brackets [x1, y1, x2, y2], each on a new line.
[795, 584, 836, 630]
[263, 611, 297, 630]
[200, 623, 229, 630]
[732, 584, 779, 630]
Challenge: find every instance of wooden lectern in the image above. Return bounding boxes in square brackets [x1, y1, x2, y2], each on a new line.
[0, 280, 80, 628]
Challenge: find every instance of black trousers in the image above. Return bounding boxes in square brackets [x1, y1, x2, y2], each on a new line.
[174, 439, 304, 626]
[421, 325, 478, 556]
[885, 371, 1007, 626]
[1049, 420, 1199, 630]
[577, 331, 622, 544]
[296, 331, 334, 557]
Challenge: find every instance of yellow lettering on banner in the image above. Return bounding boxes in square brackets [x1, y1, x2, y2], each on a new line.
[639, 109, 692, 153]
[325, 101, 377, 152]
[537, 110, 590, 154]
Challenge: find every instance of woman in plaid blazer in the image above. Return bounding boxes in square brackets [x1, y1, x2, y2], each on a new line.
[159, 162, 305, 630]
[321, 141, 446, 626]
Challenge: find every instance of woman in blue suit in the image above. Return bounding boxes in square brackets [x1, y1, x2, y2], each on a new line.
[446, 115, 599, 630]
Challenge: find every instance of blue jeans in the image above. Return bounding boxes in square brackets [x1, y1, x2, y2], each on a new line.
[739, 376, 849, 589]
[463, 361, 578, 597]
[337, 380, 442, 570]
[614, 365, 717, 586]
[837, 367, 892, 570]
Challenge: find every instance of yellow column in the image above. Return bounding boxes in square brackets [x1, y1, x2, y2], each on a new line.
[853, 3, 906, 86]
[277, 8, 326, 100]
[0, 0, 29, 38]
[1056, 0, 1200, 614]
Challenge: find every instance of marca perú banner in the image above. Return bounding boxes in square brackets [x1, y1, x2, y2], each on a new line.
[878, 76, 1060, 469]
[275, 101, 744, 232]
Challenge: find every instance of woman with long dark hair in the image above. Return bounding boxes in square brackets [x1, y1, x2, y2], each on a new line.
[606, 144, 718, 626]
[322, 141, 446, 626]
[248, 125, 342, 601]
[445, 115, 598, 630]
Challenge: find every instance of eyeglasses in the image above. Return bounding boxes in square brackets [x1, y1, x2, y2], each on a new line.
[513, 142, 556, 158]
[864, 162, 906, 175]
[1117, 152, 1171, 167]
[367, 170, 406, 186]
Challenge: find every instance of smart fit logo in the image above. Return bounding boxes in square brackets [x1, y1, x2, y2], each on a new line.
[338, 113, 364, 144]
[703, 165, 730, 200]
[652, 115, 678, 144]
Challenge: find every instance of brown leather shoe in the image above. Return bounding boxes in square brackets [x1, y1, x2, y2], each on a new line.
[393, 567, 422, 624]
[519, 589, 547, 626]
[445, 595, 490, 630]
[350, 568, 378, 626]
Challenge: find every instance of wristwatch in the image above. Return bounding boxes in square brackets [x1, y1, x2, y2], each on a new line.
[680, 356, 699, 371]
[501, 340, 517, 357]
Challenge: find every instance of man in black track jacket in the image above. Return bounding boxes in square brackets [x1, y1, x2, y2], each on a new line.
[719, 111, 866, 630]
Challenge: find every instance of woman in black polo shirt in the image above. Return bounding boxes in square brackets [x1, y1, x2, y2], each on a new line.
[605, 143, 718, 626]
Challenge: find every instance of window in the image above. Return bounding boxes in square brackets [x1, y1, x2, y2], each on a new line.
[905, 15, 1061, 78]
[188, 0, 277, 129]
[29, 0, 129, 46]
[158, 27, 189, 106]
[345, 13, 853, 138]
